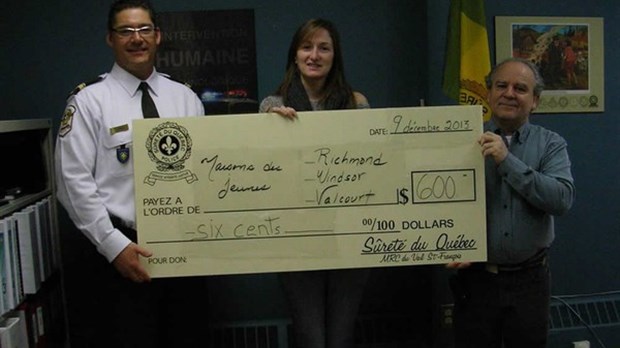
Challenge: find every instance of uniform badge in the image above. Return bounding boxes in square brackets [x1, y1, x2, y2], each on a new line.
[59, 105, 76, 137]
[117, 145, 130, 164]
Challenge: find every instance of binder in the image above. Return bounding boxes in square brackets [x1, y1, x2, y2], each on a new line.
[0, 316, 27, 348]
[13, 208, 42, 295]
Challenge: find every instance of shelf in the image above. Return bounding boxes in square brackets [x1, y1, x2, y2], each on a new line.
[0, 190, 53, 217]
[0, 119, 51, 134]
[0, 118, 68, 347]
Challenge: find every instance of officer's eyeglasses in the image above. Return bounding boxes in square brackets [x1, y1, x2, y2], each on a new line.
[112, 26, 157, 38]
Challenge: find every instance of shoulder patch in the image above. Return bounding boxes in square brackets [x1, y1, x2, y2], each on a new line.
[59, 104, 76, 137]
[67, 75, 106, 99]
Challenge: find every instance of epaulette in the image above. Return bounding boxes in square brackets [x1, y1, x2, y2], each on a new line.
[162, 73, 192, 89]
[67, 74, 106, 99]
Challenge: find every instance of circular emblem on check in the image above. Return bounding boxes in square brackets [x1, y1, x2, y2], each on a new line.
[146, 122, 192, 172]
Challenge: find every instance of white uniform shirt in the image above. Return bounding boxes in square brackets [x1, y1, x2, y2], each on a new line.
[55, 63, 204, 262]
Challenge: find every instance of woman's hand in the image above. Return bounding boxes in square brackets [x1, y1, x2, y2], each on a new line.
[270, 106, 298, 119]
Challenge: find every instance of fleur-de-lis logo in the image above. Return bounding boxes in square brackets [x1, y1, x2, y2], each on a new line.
[161, 135, 178, 155]
[145, 122, 192, 173]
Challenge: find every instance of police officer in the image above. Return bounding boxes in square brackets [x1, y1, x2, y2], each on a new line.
[55, 1, 207, 347]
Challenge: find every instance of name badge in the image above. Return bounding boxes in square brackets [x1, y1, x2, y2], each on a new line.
[110, 124, 130, 135]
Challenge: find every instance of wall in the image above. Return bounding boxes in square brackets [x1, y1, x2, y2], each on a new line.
[1, 0, 618, 346]
[0, 0, 426, 125]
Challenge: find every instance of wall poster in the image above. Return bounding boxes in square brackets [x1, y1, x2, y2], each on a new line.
[156, 9, 258, 115]
[495, 16, 604, 113]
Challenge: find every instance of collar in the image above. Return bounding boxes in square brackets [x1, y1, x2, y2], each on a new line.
[486, 119, 531, 145]
[110, 63, 160, 98]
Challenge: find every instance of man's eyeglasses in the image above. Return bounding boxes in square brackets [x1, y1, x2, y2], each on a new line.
[112, 26, 157, 38]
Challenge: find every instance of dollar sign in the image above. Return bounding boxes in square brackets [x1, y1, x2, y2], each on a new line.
[398, 188, 409, 204]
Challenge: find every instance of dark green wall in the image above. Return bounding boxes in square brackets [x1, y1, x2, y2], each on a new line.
[1, 0, 426, 125]
[2, 0, 619, 346]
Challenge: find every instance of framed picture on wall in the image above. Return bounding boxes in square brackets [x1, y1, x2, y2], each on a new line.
[495, 16, 604, 113]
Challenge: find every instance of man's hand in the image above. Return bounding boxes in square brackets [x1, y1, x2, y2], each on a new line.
[478, 131, 508, 164]
[112, 243, 153, 283]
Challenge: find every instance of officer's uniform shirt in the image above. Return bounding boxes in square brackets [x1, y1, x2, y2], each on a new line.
[55, 63, 204, 262]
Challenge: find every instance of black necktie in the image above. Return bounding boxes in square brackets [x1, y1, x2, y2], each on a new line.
[139, 82, 159, 118]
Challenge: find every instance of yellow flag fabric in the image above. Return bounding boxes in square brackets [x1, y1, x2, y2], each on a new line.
[442, 0, 492, 121]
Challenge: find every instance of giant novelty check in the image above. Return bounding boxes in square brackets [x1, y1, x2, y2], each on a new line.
[132, 105, 487, 278]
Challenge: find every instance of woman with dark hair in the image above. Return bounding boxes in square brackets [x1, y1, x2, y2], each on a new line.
[259, 18, 369, 117]
[259, 18, 370, 348]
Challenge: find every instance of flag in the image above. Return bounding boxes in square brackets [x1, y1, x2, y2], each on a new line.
[442, 0, 492, 121]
